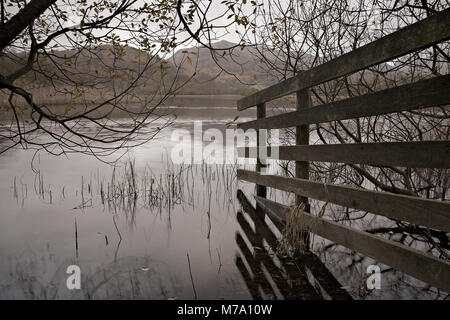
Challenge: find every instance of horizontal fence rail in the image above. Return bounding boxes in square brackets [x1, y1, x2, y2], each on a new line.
[238, 74, 450, 130]
[237, 8, 450, 110]
[238, 141, 450, 169]
[237, 169, 450, 232]
[254, 196, 450, 293]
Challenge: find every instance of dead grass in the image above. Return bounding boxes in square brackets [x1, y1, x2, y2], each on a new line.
[276, 203, 308, 257]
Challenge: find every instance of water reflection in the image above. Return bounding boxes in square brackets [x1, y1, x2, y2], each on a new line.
[0, 144, 249, 299]
[1, 115, 447, 299]
[235, 190, 352, 300]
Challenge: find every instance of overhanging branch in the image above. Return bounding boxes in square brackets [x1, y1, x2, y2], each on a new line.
[0, 0, 56, 52]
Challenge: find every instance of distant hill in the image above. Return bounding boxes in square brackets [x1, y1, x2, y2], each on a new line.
[166, 40, 281, 95]
[1, 40, 408, 100]
[170, 40, 264, 76]
[0, 45, 163, 90]
[0, 41, 273, 96]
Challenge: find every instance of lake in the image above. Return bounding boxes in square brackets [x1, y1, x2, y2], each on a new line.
[0, 97, 445, 300]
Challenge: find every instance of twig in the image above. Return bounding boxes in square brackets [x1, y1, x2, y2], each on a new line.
[75, 218, 79, 260]
[187, 253, 198, 299]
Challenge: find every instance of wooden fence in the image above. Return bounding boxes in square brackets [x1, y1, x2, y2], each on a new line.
[236, 8, 450, 293]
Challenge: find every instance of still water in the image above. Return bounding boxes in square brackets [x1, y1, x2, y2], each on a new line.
[0, 103, 446, 300]
[0, 118, 253, 299]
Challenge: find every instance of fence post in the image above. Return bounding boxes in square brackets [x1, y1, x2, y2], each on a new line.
[296, 89, 311, 248]
[256, 103, 267, 198]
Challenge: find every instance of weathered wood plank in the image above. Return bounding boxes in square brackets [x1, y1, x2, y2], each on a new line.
[296, 89, 311, 248]
[295, 89, 311, 208]
[238, 74, 450, 130]
[256, 103, 267, 197]
[237, 8, 450, 110]
[237, 169, 450, 232]
[238, 141, 450, 169]
[254, 196, 450, 293]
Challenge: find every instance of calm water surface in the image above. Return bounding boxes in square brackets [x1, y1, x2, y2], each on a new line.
[0, 103, 446, 300]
